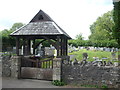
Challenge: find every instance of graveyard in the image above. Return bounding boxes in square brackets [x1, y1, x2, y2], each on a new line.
[1, 0, 120, 89]
[69, 48, 118, 62]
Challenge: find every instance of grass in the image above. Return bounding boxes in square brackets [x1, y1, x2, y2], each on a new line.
[69, 49, 118, 62]
[62, 84, 108, 89]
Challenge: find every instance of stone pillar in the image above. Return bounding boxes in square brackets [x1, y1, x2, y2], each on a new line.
[53, 58, 62, 81]
[11, 56, 21, 79]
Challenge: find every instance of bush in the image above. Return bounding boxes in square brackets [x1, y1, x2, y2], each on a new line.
[102, 85, 108, 88]
[52, 80, 66, 86]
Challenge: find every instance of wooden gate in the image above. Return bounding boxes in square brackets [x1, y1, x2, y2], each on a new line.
[20, 56, 53, 80]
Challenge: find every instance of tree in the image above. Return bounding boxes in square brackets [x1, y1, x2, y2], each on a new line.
[10, 23, 24, 31]
[88, 10, 120, 48]
[1, 23, 24, 51]
[113, 0, 120, 65]
[75, 33, 84, 40]
[89, 10, 114, 41]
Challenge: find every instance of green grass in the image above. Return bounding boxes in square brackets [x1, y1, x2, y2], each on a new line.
[69, 49, 118, 62]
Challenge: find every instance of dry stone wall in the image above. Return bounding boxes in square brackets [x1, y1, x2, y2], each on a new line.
[1, 56, 11, 77]
[62, 64, 120, 88]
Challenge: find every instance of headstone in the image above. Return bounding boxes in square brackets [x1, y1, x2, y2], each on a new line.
[82, 53, 88, 60]
[73, 58, 78, 65]
[111, 52, 116, 60]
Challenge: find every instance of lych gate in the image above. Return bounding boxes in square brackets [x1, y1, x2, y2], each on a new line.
[10, 10, 71, 80]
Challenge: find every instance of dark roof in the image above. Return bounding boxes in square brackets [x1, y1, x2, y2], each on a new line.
[10, 10, 71, 39]
[30, 10, 53, 22]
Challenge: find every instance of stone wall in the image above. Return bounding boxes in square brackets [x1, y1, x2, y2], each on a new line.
[1, 55, 21, 78]
[62, 64, 120, 88]
[1, 56, 11, 77]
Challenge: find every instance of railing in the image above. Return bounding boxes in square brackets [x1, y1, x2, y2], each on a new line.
[40, 59, 53, 68]
[21, 56, 53, 69]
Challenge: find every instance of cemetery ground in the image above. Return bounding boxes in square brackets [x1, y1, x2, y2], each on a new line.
[69, 49, 118, 63]
[1, 49, 119, 89]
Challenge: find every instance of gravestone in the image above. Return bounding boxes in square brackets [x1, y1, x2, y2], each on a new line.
[73, 58, 78, 65]
[111, 52, 116, 60]
[82, 53, 88, 60]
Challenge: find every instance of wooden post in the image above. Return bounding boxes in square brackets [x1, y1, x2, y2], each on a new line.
[23, 38, 26, 56]
[16, 37, 20, 56]
[57, 36, 60, 57]
[33, 39, 36, 55]
[63, 37, 66, 56]
[36, 59, 39, 68]
[60, 37, 63, 56]
[66, 39, 68, 56]
[27, 39, 31, 55]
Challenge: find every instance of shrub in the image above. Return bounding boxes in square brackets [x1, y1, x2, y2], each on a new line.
[52, 80, 66, 86]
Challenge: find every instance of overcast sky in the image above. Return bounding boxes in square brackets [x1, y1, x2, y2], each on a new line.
[0, 0, 113, 39]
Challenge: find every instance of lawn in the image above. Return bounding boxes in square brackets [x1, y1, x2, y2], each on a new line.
[69, 49, 118, 62]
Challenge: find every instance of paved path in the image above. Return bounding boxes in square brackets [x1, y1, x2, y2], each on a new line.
[2, 77, 59, 88]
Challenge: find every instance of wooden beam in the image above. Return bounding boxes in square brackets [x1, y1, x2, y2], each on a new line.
[57, 36, 61, 57]
[27, 39, 31, 55]
[16, 37, 20, 56]
[65, 39, 68, 55]
[33, 39, 36, 55]
[34, 39, 46, 49]
[60, 37, 63, 56]
[62, 37, 66, 56]
[23, 38, 26, 56]
[42, 36, 59, 50]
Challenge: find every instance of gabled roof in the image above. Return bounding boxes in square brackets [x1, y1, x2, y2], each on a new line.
[10, 10, 71, 39]
[30, 10, 53, 22]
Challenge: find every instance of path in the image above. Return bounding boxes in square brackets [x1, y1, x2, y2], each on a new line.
[2, 77, 59, 88]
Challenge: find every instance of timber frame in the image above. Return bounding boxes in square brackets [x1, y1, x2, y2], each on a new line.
[10, 10, 71, 57]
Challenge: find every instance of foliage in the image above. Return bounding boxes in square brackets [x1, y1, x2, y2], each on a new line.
[1, 23, 24, 51]
[80, 84, 99, 88]
[52, 80, 66, 86]
[68, 39, 118, 48]
[75, 33, 84, 40]
[68, 10, 119, 48]
[89, 10, 114, 41]
[10, 23, 24, 31]
[35, 39, 51, 47]
[101, 85, 108, 89]
[80, 84, 108, 88]
[113, 1, 120, 47]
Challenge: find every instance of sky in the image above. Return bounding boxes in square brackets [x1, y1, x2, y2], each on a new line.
[0, 0, 113, 39]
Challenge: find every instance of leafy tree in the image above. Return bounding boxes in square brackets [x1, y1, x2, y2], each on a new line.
[89, 10, 114, 41]
[75, 33, 84, 40]
[113, 1, 120, 65]
[1, 23, 24, 51]
[10, 23, 24, 31]
[113, 1, 120, 46]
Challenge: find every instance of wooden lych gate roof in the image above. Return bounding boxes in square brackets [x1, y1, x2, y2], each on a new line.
[10, 10, 71, 39]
